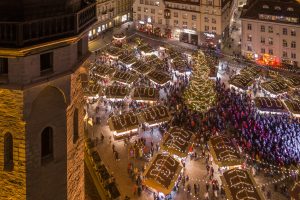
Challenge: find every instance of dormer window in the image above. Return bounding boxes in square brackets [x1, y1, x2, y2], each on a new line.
[274, 6, 281, 11]
[263, 5, 269, 9]
[287, 7, 294, 11]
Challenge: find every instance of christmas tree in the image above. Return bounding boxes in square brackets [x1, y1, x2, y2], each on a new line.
[183, 50, 216, 112]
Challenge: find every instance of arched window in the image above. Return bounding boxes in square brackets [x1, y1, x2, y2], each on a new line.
[3, 133, 13, 171]
[73, 108, 79, 143]
[41, 127, 53, 164]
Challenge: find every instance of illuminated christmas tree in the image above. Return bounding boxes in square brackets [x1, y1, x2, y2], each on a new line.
[183, 50, 216, 112]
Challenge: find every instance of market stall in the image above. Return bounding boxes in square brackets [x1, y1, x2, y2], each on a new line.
[112, 70, 138, 85]
[119, 53, 138, 66]
[104, 85, 129, 100]
[161, 127, 194, 158]
[229, 74, 254, 91]
[108, 112, 140, 138]
[138, 43, 155, 55]
[84, 81, 102, 97]
[239, 66, 261, 78]
[140, 105, 171, 126]
[283, 75, 300, 89]
[290, 181, 300, 200]
[171, 57, 190, 74]
[254, 97, 287, 114]
[143, 153, 182, 195]
[131, 61, 154, 74]
[261, 80, 289, 97]
[92, 65, 116, 79]
[209, 135, 242, 169]
[284, 99, 300, 117]
[105, 46, 123, 59]
[147, 70, 171, 86]
[221, 169, 265, 200]
[132, 87, 159, 102]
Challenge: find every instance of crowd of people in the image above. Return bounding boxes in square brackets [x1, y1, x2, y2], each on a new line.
[86, 37, 300, 200]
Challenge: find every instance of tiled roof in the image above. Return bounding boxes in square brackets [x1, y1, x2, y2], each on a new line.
[241, 0, 300, 24]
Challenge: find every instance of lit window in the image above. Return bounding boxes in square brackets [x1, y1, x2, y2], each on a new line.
[274, 6, 281, 11]
[262, 5, 269, 9]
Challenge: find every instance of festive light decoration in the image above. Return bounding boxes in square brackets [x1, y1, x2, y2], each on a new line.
[183, 50, 216, 112]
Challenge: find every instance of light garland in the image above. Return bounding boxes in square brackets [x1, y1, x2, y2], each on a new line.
[183, 50, 216, 113]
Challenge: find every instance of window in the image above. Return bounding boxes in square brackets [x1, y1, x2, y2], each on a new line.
[283, 40, 287, 47]
[3, 133, 13, 171]
[261, 48, 265, 53]
[0, 58, 8, 75]
[261, 37, 265, 44]
[269, 49, 273, 55]
[291, 41, 296, 48]
[247, 46, 252, 51]
[40, 52, 53, 73]
[247, 24, 252, 30]
[262, 5, 269, 9]
[182, 14, 188, 19]
[205, 17, 209, 22]
[205, 26, 209, 31]
[283, 28, 287, 35]
[268, 26, 273, 33]
[212, 18, 216, 24]
[274, 6, 281, 11]
[137, 14, 141, 20]
[192, 15, 196, 21]
[247, 35, 252, 42]
[41, 127, 53, 164]
[287, 7, 294, 11]
[174, 12, 178, 17]
[144, 7, 148, 12]
[182, 21, 188, 29]
[261, 25, 265, 32]
[151, 9, 155, 14]
[73, 108, 79, 143]
[291, 53, 296, 59]
[174, 20, 178, 26]
[158, 18, 162, 24]
[268, 37, 273, 45]
[282, 51, 287, 58]
[137, 7, 141, 11]
[140, 0, 144, 4]
[291, 29, 296, 36]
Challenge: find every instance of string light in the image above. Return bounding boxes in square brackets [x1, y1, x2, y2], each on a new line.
[183, 50, 216, 113]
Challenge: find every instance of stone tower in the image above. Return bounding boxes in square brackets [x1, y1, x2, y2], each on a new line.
[0, 0, 96, 199]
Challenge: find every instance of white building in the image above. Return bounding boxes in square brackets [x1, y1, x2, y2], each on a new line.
[241, 0, 300, 67]
[133, 0, 234, 47]
[89, 0, 133, 39]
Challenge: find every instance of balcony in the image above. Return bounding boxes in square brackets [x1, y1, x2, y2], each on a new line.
[0, 3, 97, 48]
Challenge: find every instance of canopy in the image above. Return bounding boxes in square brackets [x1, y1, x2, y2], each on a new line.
[161, 127, 194, 158]
[209, 135, 242, 167]
[221, 169, 265, 200]
[143, 153, 182, 195]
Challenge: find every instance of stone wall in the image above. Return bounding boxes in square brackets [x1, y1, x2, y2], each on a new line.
[0, 88, 26, 199]
[66, 66, 86, 200]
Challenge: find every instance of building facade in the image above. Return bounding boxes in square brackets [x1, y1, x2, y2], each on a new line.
[0, 0, 96, 199]
[133, 0, 234, 47]
[241, 0, 300, 67]
[88, 0, 133, 39]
